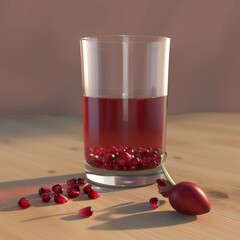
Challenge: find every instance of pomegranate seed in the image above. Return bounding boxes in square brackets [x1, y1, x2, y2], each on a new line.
[140, 160, 148, 169]
[66, 178, 77, 186]
[77, 178, 87, 186]
[79, 206, 93, 218]
[111, 146, 119, 154]
[152, 147, 161, 154]
[155, 157, 161, 165]
[101, 155, 110, 164]
[113, 164, 121, 170]
[130, 157, 139, 166]
[88, 190, 100, 199]
[67, 185, 80, 193]
[116, 157, 126, 167]
[67, 189, 80, 198]
[54, 194, 68, 204]
[122, 166, 128, 171]
[93, 146, 103, 155]
[85, 147, 94, 157]
[87, 155, 100, 166]
[42, 194, 51, 203]
[149, 197, 159, 209]
[38, 187, 51, 196]
[123, 147, 134, 154]
[149, 160, 157, 168]
[129, 165, 137, 171]
[52, 184, 63, 194]
[95, 160, 102, 167]
[102, 162, 112, 170]
[136, 147, 144, 152]
[103, 146, 117, 156]
[18, 197, 31, 209]
[83, 184, 93, 194]
[123, 152, 132, 161]
[141, 149, 150, 158]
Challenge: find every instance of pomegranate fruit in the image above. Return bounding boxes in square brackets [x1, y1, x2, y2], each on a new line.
[156, 179, 211, 215]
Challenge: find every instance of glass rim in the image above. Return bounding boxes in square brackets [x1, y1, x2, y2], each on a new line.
[80, 35, 170, 43]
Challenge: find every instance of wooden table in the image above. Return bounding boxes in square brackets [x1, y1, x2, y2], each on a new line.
[0, 113, 239, 240]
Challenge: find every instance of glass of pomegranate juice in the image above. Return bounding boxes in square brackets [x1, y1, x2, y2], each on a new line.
[80, 35, 170, 187]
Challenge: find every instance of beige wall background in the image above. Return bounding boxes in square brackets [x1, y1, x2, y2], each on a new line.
[0, 0, 239, 116]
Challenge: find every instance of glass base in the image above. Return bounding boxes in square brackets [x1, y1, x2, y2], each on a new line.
[85, 161, 164, 187]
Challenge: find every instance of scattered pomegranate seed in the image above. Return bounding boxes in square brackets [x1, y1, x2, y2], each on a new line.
[77, 178, 87, 186]
[66, 178, 77, 186]
[39, 187, 51, 196]
[83, 184, 93, 194]
[41, 194, 51, 203]
[67, 185, 80, 193]
[88, 190, 100, 199]
[52, 184, 63, 194]
[79, 206, 93, 217]
[18, 197, 31, 209]
[67, 189, 80, 198]
[149, 197, 159, 209]
[54, 194, 68, 204]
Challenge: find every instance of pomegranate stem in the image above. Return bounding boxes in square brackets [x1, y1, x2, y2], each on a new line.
[161, 152, 176, 185]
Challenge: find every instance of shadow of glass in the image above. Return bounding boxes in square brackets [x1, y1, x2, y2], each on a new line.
[60, 201, 195, 230]
[95, 201, 166, 219]
[89, 210, 197, 230]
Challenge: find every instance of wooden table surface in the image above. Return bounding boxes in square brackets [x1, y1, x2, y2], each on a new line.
[0, 113, 239, 240]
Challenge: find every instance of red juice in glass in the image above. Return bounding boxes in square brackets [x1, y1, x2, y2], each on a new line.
[83, 96, 167, 171]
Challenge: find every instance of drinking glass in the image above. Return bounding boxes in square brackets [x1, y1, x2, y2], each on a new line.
[80, 35, 170, 187]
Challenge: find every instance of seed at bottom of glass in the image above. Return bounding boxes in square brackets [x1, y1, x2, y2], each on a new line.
[18, 197, 31, 209]
[149, 197, 159, 209]
[79, 206, 93, 217]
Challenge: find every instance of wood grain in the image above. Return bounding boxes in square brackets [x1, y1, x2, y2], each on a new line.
[0, 113, 239, 240]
